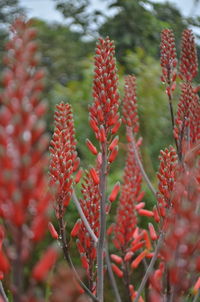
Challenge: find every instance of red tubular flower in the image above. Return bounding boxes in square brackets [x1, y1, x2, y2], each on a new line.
[160, 29, 177, 96]
[32, 246, 58, 282]
[111, 263, 123, 278]
[89, 37, 120, 147]
[109, 182, 120, 202]
[49, 102, 78, 216]
[179, 29, 198, 82]
[48, 222, 59, 239]
[112, 75, 145, 251]
[131, 250, 148, 269]
[122, 75, 139, 133]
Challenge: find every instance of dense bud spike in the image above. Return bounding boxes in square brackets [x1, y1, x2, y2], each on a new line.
[122, 75, 139, 133]
[89, 37, 120, 143]
[160, 29, 177, 97]
[49, 102, 78, 216]
[179, 29, 198, 81]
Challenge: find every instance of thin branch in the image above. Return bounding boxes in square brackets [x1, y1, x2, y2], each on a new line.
[105, 242, 122, 302]
[130, 132, 157, 197]
[72, 191, 98, 244]
[134, 232, 164, 302]
[97, 143, 107, 301]
[58, 214, 98, 302]
[0, 282, 8, 302]
[192, 290, 200, 302]
[168, 94, 182, 161]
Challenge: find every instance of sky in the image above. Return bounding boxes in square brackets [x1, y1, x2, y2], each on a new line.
[19, 0, 200, 23]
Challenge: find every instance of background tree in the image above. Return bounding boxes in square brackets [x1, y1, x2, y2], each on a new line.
[0, 0, 25, 70]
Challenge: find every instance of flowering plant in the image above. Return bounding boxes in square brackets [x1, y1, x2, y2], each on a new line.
[0, 19, 199, 302]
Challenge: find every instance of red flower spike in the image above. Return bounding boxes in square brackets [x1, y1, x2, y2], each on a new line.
[0, 18, 52, 294]
[160, 160, 200, 299]
[89, 37, 120, 142]
[112, 126, 145, 254]
[75, 168, 100, 287]
[109, 182, 120, 202]
[111, 263, 123, 278]
[32, 247, 58, 282]
[179, 29, 198, 81]
[148, 223, 158, 241]
[156, 146, 178, 220]
[160, 29, 177, 91]
[86, 138, 98, 155]
[174, 83, 200, 153]
[122, 75, 139, 133]
[49, 102, 78, 215]
[110, 254, 123, 264]
[131, 250, 148, 269]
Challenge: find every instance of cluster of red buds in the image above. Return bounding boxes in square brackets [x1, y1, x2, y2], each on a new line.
[89, 37, 120, 148]
[108, 75, 156, 302]
[0, 18, 57, 300]
[160, 29, 177, 98]
[156, 146, 178, 223]
[159, 153, 200, 301]
[179, 29, 198, 82]
[71, 167, 100, 293]
[174, 82, 200, 155]
[49, 102, 79, 217]
[122, 75, 139, 134]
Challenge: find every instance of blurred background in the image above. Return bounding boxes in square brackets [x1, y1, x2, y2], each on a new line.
[0, 1, 200, 300]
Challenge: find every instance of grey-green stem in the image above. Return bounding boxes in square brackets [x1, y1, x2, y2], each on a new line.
[130, 131, 157, 197]
[134, 232, 164, 302]
[105, 242, 122, 302]
[72, 191, 98, 244]
[0, 282, 8, 302]
[97, 143, 107, 301]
